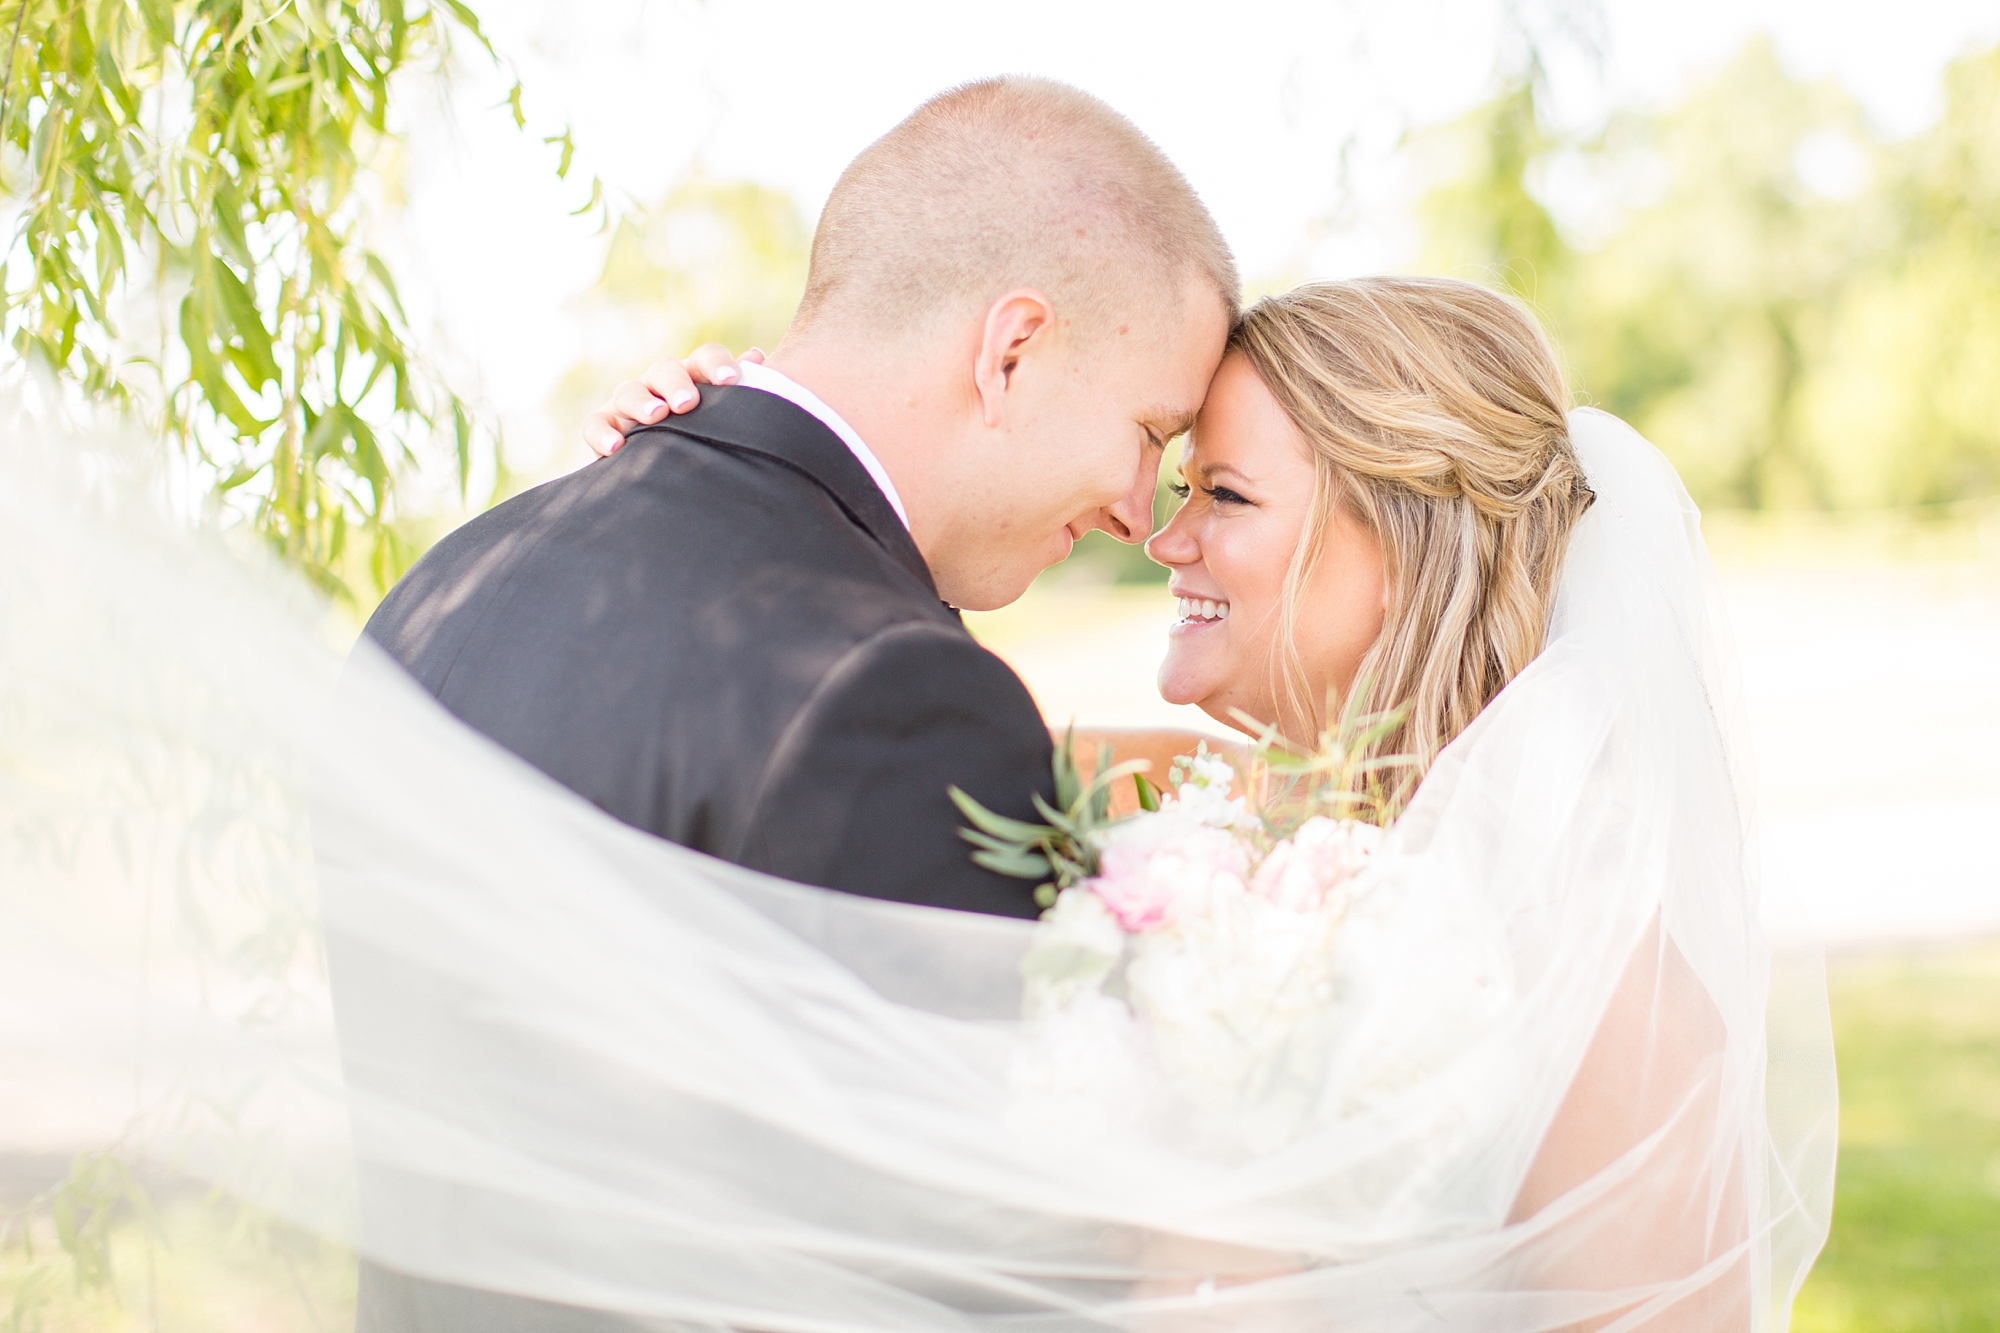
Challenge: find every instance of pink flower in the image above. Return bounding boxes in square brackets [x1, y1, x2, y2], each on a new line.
[1250, 817, 1382, 913]
[1087, 822, 1249, 932]
[1088, 845, 1179, 931]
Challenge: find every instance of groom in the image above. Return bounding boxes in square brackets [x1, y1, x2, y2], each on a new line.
[366, 77, 1235, 920]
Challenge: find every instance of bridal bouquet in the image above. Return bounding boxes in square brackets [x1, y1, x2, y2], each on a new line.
[952, 704, 1414, 1153]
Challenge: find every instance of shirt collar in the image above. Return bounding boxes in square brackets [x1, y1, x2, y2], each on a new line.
[733, 361, 910, 530]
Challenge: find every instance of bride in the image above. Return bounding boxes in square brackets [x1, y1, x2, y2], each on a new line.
[0, 276, 1833, 1329]
[575, 273, 1831, 1323]
[584, 272, 1832, 1320]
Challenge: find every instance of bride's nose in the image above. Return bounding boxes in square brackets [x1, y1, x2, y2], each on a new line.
[1144, 505, 1199, 568]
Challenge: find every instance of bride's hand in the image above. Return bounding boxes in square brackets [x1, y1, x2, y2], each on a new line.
[580, 345, 765, 457]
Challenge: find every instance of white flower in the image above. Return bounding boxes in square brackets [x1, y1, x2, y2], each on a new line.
[1122, 886, 1346, 1151]
[1019, 886, 1124, 1018]
[1171, 749, 1252, 830]
[1008, 990, 1151, 1140]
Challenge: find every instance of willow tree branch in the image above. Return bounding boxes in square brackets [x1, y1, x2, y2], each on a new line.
[0, 2, 25, 143]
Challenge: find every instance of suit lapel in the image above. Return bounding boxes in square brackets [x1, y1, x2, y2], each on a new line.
[635, 385, 937, 597]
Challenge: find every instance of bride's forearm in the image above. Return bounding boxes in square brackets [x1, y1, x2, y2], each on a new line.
[1060, 728, 1247, 816]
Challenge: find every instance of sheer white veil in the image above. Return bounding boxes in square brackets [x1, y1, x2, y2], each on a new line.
[0, 407, 1834, 1328]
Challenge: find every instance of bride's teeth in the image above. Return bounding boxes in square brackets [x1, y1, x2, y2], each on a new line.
[1175, 596, 1230, 622]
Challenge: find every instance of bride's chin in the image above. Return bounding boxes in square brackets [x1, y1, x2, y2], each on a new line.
[1154, 657, 1208, 708]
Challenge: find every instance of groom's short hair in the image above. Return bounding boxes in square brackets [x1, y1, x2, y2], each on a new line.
[794, 77, 1238, 341]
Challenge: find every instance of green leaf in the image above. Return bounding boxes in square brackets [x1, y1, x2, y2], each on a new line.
[208, 254, 280, 388]
[971, 849, 1053, 880]
[1052, 722, 1081, 808]
[1030, 792, 1084, 840]
[1088, 740, 1114, 821]
[948, 786, 1054, 844]
[364, 252, 408, 322]
[304, 402, 350, 462]
[958, 831, 1019, 858]
[544, 128, 576, 180]
[139, 0, 175, 46]
[437, 0, 497, 54]
[454, 400, 473, 495]
[1079, 758, 1151, 809]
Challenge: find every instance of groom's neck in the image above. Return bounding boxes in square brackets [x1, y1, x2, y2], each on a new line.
[767, 336, 959, 558]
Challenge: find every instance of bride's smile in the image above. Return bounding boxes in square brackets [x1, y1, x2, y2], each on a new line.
[1148, 350, 1386, 739]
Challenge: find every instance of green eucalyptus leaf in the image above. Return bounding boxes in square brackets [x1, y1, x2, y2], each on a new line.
[971, 849, 1054, 880]
[1030, 792, 1085, 840]
[947, 786, 1054, 843]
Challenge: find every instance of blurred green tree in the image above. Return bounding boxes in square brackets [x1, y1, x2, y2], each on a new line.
[543, 169, 809, 497]
[1565, 38, 1874, 509]
[595, 172, 810, 353]
[1416, 36, 2000, 512]
[1801, 44, 2000, 507]
[0, 0, 585, 598]
[552, 169, 810, 430]
[1415, 77, 1572, 309]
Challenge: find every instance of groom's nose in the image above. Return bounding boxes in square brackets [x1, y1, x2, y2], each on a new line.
[1093, 460, 1162, 544]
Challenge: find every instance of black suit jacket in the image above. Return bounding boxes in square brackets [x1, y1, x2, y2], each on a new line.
[363, 384, 1054, 914]
[346, 386, 1054, 1330]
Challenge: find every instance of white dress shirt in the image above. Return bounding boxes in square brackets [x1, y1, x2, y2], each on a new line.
[733, 361, 910, 530]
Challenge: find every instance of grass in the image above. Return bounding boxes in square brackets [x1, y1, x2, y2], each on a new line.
[1792, 942, 2000, 1332]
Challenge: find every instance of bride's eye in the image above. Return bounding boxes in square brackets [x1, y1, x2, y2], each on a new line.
[1166, 480, 1191, 500]
[1207, 485, 1250, 506]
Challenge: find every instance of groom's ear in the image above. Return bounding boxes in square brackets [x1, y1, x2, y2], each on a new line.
[972, 289, 1057, 428]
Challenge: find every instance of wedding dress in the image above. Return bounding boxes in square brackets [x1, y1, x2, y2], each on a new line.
[0, 408, 1834, 1328]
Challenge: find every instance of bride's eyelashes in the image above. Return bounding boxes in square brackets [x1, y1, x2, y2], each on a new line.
[1166, 478, 1252, 507]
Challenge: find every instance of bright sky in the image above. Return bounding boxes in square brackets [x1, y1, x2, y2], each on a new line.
[388, 0, 2000, 473]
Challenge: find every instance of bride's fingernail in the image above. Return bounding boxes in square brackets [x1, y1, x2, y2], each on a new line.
[712, 366, 737, 384]
[669, 390, 697, 410]
[598, 431, 622, 452]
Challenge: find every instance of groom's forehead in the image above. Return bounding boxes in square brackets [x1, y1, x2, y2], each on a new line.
[1120, 285, 1233, 426]
[1107, 324, 1210, 430]
[1137, 403, 1199, 438]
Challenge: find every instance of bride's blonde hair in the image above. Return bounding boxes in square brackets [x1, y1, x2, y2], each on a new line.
[1229, 275, 1594, 790]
